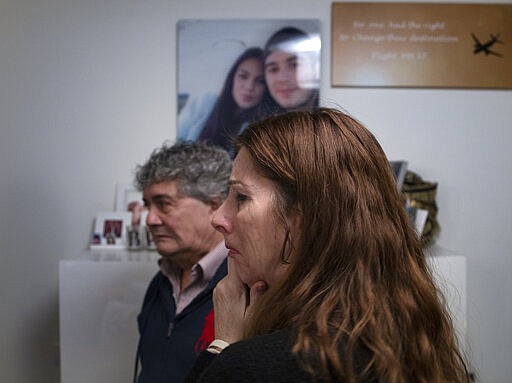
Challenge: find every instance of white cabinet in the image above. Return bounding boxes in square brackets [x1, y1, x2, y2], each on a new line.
[426, 248, 467, 353]
[59, 249, 466, 382]
[59, 251, 159, 383]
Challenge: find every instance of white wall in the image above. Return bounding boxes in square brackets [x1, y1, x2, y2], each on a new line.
[0, 0, 510, 382]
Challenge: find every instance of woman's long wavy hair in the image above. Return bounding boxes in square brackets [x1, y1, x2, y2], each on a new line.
[199, 47, 264, 150]
[234, 108, 469, 383]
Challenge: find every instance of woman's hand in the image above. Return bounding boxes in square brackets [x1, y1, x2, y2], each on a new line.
[213, 257, 268, 343]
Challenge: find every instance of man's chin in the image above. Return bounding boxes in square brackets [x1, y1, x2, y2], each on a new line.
[154, 241, 180, 257]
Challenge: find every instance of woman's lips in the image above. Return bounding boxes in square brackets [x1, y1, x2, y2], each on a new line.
[226, 244, 240, 257]
[241, 94, 255, 103]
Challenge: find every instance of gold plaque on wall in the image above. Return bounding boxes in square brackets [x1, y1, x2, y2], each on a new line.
[331, 2, 512, 88]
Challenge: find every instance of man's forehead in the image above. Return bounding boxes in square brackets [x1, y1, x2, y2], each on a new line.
[144, 180, 180, 196]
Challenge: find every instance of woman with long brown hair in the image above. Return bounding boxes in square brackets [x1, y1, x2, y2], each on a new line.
[186, 108, 469, 382]
[178, 47, 266, 153]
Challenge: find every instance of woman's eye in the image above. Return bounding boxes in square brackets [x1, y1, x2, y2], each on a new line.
[235, 192, 248, 204]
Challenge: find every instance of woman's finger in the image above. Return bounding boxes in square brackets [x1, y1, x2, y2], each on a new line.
[247, 280, 268, 317]
[226, 256, 246, 289]
[212, 258, 249, 343]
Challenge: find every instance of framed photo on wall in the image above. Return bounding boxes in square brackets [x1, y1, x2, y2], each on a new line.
[177, 19, 321, 153]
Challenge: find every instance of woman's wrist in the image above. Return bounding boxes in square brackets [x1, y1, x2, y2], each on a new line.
[206, 339, 230, 354]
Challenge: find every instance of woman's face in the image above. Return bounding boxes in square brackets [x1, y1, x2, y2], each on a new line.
[232, 57, 266, 110]
[264, 50, 316, 110]
[212, 148, 298, 287]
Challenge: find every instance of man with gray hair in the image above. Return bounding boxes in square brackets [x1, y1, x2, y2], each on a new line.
[133, 140, 231, 383]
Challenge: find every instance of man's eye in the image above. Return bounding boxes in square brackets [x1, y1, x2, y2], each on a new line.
[157, 201, 171, 209]
[289, 61, 298, 69]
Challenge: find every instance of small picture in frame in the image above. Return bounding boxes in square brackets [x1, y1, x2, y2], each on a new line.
[389, 160, 408, 189]
[115, 182, 143, 212]
[90, 211, 132, 250]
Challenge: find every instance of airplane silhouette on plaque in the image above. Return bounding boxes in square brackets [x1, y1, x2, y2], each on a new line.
[471, 32, 504, 58]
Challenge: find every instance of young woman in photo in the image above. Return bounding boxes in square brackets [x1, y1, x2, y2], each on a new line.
[179, 47, 266, 153]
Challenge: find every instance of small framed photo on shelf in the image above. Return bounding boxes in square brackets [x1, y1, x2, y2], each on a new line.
[406, 205, 429, 237]
[115, 182, 143, 212]
[389, 160, 408, 189]
[90, 211, 132, 250]
[126, 210, 155, 251]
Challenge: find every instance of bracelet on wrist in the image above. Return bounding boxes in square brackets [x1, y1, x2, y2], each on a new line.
[206, 339, 230, 354]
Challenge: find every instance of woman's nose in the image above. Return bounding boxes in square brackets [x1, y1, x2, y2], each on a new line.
[247, 79, 256, 91]
[211, 207, 230, 234]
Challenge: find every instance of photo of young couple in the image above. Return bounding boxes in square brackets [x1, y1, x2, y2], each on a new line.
[177, 19, 321, 153]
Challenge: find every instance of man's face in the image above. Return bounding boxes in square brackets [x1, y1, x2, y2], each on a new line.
[143, 180, 220, 261]
[264, 50, 316, 110]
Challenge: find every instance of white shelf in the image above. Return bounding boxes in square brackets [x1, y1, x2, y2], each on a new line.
[59, 249, 466, 383]
[426, 247, 467, 354]
[59, 251, 159, 383]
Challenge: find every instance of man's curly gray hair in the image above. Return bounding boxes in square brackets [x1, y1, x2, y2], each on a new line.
[134, 140, 232, 203]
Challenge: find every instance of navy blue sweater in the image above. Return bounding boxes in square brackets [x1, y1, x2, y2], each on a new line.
[135, 259, 227, 383]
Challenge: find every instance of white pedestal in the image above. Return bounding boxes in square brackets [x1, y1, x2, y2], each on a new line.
[59, 251, 159, 383]
[59, 249, 466, 382]
[426, 247, 467, 353]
